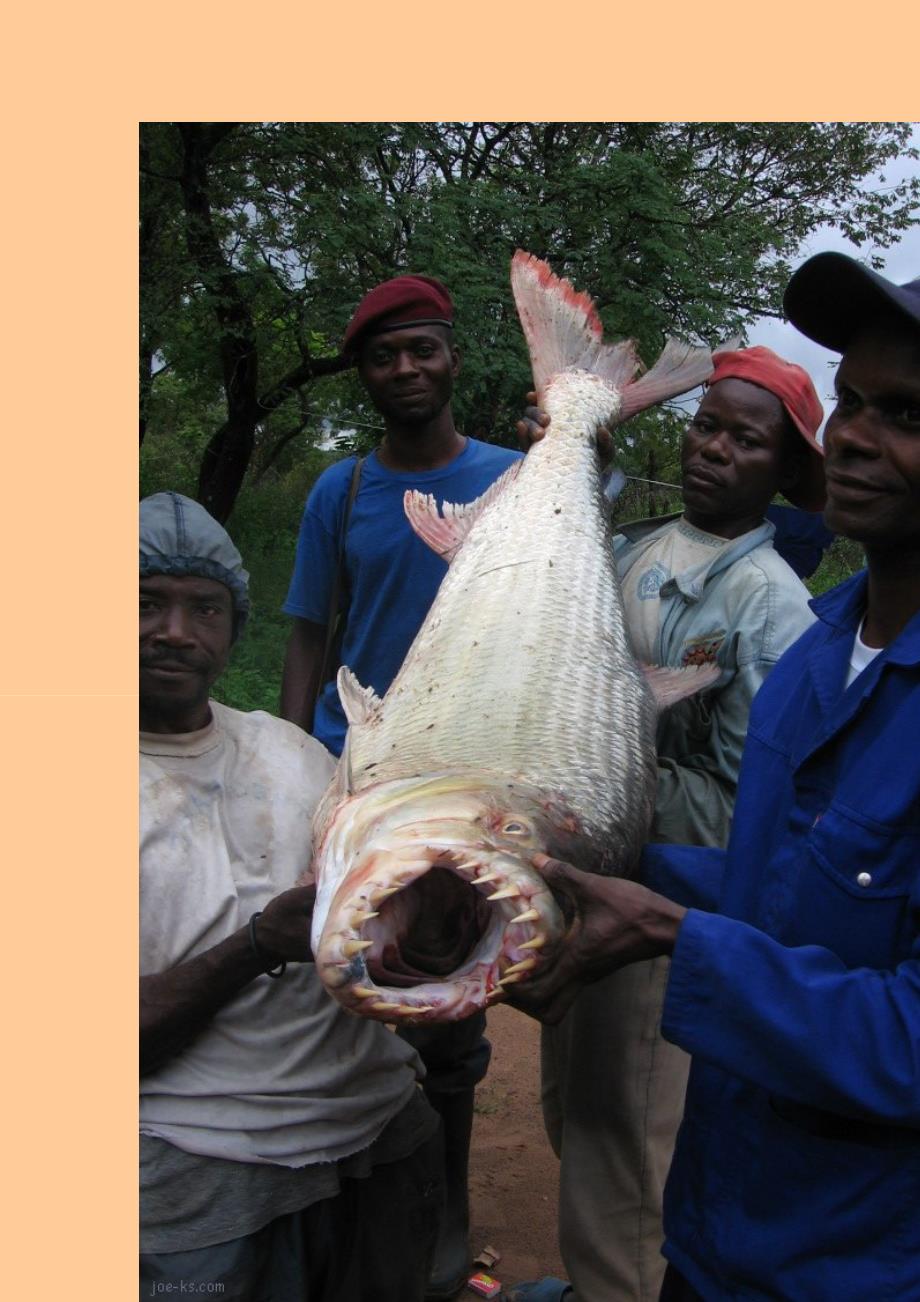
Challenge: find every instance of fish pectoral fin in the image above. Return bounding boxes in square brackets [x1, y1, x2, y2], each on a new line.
[642, 661, 722, 711]
[404, 464, 521, 564]
[337, 666, 384, 727]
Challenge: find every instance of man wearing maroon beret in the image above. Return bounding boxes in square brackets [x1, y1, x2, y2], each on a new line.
[281, 273, 521, 1300]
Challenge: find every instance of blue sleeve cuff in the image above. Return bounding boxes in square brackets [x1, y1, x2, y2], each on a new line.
[661, 908, 712, 1052]
[661, 909, 920, 1124]
[641, 844, 725, 913]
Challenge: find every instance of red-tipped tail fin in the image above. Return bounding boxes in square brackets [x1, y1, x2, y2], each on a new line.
[511, 251, 641, 399]
[617, 337, 716, 423]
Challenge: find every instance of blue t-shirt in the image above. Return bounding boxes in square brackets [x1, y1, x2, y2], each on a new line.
[283, 436, 521, 755]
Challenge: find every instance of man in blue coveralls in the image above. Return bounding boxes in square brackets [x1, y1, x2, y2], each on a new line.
[509, 254, 920, 1302]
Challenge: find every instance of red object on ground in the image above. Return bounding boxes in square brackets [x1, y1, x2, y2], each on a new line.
[467, 1270, 502, 1297]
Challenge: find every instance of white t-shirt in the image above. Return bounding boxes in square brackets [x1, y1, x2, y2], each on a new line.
[140, 701, 422, 1167]
[846, 618, 884, 688]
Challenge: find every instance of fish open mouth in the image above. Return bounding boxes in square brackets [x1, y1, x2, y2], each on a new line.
[369, 864, 495, 984]
[315, 845, 561, 1023]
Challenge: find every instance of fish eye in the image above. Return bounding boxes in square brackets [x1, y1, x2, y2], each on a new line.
[502, 821, 528, 835]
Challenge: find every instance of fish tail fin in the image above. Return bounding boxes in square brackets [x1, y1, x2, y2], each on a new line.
[511, 250, 641, 399]
[618, 337, 717, 423]
[512, 249, 718, 423]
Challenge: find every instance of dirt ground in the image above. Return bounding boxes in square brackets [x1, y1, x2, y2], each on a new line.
[466, 1003, 566, 1294]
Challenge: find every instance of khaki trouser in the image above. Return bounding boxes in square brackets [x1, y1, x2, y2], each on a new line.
[541, 956, 690, 1302]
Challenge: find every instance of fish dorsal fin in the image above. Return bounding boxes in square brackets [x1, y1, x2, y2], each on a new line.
[511, 250, 642, 399]
[337, 665, 383, 727]
[642, 661, 721, 711]
[618, 337, 716, 423]
[404, 461, 521, 563]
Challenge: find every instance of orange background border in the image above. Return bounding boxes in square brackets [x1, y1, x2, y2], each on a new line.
[3, 6, 913, 1297]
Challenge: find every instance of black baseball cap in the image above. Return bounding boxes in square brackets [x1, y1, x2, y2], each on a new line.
[784, 252, 920, 354]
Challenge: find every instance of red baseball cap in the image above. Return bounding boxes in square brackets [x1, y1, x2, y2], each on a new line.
[707, 345, 826, 511]
[343, 274, 454, 360]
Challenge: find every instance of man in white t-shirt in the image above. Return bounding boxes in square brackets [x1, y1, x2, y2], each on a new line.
[139, 491, 442, 1302]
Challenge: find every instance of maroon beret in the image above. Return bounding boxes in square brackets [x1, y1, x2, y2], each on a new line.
[343, 274, 453, 359]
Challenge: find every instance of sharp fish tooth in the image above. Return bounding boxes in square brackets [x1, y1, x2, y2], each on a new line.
[497, 972, 523, 986]
[503, 957, 537, 976]
[372, 1001, 403, 1013]
[475, 871, 500, 885]
[518, 935, 546, 950]
[342, 939, 373, 957]
[352, 910, 380, 924]
[352, 986, 378, 999]
[371, 886, 399, 904]
[511, 908, 540, 924]
[487, 886, 520, 901]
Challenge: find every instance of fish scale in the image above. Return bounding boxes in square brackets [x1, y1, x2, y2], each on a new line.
[351, 377, 656, 866]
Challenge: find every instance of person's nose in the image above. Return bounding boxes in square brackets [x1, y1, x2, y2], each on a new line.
[701, 429, 731, 463]
[153, 604, 196, 645]
[392, 349, 420, 377]
[824, 407, 879, 459]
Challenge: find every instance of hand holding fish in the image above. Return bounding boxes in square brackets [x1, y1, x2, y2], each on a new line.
[516, 391, 615, 466]
[505, 854, 687, 1025]
[140, 882, 318, 1076]
[252, 884, 318, 963]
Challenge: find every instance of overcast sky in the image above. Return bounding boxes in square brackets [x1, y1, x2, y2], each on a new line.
[743, 125, 919, 437]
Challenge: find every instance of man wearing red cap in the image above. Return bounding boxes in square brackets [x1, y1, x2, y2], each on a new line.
[281, 274, 521, 1301]
[524, 345, 827, 1302]
[508, 256, 920, 1302]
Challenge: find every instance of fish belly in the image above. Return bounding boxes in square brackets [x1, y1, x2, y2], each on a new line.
[345, 394, 657, 873]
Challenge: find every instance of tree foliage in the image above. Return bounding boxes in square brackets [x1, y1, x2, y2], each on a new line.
[141, 121, 919, 521]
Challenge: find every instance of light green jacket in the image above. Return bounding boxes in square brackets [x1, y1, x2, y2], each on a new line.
[613, 514, 815, 849]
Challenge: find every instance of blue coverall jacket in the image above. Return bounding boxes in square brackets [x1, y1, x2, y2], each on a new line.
[644, 571, 920, 1301]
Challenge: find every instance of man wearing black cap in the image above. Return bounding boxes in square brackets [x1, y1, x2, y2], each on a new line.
[521, 345, 827, 1302]
[140, 493, 443, 1301]
[507, 257, 920, 1301]
[281, 275, 520, 1300]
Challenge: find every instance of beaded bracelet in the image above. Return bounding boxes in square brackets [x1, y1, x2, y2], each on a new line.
[248, 911, 286, 979]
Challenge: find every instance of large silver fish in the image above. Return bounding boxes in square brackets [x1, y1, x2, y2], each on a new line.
[309, 252, 720, 1022]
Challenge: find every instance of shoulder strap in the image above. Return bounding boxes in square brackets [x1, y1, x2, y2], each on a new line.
[316, 457, 364, 705]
